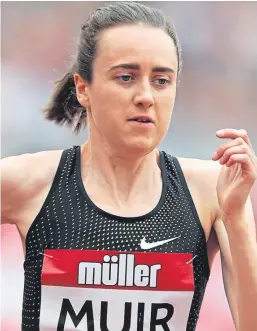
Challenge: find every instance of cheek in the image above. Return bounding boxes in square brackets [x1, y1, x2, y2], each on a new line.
[90, 87, 129, 124]
[158, 115, 172, 139]
[89, 101, 124, 135]
[157, 97, 175, 127]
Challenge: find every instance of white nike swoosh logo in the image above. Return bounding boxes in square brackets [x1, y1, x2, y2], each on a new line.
[140, 235, 181, 250]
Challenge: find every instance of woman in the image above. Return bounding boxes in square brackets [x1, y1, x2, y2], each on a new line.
[1, 2, 257, 330]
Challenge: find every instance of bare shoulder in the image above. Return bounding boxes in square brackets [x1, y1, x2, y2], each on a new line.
[177, 156, 222, 205]
[177, 156, 221, 195]
[177, 156, 221, 179]
[1, 150, 63, 188]
[1, 150, 63, 224]
[176, 156, 222, 241]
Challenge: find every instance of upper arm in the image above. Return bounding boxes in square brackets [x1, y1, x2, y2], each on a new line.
[213, 217, 239, 330]
[1, 154, 31, 224]
[180, 157, 256, 329]
[213, 189, 256, 331]
[1, 151, 60, 225]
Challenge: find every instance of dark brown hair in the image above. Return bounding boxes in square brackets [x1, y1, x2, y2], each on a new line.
[43, 1, 182, 132]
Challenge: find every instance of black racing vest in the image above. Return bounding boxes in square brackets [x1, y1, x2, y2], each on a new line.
[22, 146, 210, 331]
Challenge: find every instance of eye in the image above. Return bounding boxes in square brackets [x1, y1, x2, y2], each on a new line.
[116, 75, 133, 82]
[155, 78, 169, 85]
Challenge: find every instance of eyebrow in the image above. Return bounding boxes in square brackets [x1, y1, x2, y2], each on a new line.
[108, 63, 175, 73]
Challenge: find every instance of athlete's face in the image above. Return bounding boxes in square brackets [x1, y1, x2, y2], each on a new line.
[76, 24, 178, 157]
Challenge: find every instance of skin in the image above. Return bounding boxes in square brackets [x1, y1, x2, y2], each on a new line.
[77, 25, 178, 159]
[74, 25, 178, 213]
[1, 24, 257, 330]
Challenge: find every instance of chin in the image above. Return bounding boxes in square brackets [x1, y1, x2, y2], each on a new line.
[121, 138, 157, 158]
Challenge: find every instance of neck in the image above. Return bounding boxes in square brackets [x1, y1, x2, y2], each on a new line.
[80, 140, 162, 207]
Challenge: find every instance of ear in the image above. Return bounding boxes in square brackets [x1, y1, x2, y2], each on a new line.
[74, 73, 90, 109]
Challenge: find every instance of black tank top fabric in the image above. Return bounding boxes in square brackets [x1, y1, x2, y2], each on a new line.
[22, 146, 210, 331]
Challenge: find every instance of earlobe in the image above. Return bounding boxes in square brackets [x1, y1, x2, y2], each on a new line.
[74, 73, 90, 108]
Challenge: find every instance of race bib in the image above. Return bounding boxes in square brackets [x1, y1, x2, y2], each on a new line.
[40, 250, 194, 331]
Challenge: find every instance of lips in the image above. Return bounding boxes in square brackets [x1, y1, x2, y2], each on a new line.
[128, 116, 154, 123]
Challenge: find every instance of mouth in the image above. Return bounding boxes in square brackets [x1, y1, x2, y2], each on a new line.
[128, 116, 154, 124]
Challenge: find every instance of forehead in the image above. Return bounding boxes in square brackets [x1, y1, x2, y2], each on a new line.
[95, 24, 178, 72]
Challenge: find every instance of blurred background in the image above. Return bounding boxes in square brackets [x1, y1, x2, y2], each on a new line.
[1, 1, 257, 330]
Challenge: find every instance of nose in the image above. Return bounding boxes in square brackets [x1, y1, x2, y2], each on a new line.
[133, 81, 154, 109]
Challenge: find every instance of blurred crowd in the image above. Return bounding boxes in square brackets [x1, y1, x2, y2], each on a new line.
[1, 2, 257, 330]
[2, 1, 257, 159]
